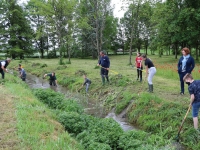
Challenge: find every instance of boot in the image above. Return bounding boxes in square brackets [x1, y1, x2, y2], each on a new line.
[106, 76, 110, 84]
[101, 76, 105, 86]
[149, 84, 153, 93]
[148, 84, 150, 92]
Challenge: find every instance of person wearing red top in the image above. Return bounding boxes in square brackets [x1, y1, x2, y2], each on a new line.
[135, 52, 143, 82]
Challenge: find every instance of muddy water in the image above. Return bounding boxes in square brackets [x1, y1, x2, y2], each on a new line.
[25, 74, 134, 131]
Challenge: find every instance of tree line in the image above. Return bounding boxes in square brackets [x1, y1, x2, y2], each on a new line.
[0, 0, 200, 63]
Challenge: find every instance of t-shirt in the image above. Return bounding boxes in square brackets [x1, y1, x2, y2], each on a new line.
[1, 61, 6, 66]
[144, 58, 154, 68]
[135, 57, 142, 68]
[188, 80, 200, 103]
[47, 73, 57, 81]
[20, 68, 26, 77]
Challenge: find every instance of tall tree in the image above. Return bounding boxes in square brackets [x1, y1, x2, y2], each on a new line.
[0, 0, 33, 59]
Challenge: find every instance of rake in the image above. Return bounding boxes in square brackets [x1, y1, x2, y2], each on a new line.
[174, 104, 191, 142]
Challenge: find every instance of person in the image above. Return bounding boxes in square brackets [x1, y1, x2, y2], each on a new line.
[135, 52, 143, 82]
[19, 67, 26, 81]
[183, 73, 200, 129]
[43, 72, 58, 86]
[82, 74, 91, 93]
[0, 58, 11, 79]
[97, 51, 110, 85]
[141, 54, 156, 93]
[178, 47, 195, 95]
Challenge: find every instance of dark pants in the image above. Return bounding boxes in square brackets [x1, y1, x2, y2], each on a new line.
[179, 72, 187, 94]
[49, 80, 56, 86]
[0, 70, 5, 79]
[101, 68, 109, 82]
[137, 67, 143, 81]
[21, 74, 26, 81]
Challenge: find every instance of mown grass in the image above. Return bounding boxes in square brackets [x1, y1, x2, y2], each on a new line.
[2, 74, 83, 150]
[8, 54, 200, 149]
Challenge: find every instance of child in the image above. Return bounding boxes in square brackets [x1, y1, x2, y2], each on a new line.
[82, 74, 91, 93]
[183, 73, 200, 129]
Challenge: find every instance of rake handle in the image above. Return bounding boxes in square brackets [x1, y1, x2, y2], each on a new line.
[177, 105, 191, 135]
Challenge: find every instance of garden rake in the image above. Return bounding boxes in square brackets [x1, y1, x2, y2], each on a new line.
[174, 104, 191, 142]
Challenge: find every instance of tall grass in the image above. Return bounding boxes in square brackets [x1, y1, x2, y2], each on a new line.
[4, 74, 83, 150]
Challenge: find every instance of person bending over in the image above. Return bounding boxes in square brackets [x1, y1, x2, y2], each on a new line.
[44, 72, 58, 86]
[183, 73, 200, 130]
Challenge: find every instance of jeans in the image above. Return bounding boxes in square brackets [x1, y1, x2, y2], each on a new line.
[179, 72, 187, 94]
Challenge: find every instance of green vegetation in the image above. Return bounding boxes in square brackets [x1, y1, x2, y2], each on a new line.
[3, 54, 200, 149]
[1, 74, 83, 150]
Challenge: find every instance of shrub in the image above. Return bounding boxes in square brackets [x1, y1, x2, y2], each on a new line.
[33, 88, 83, 113]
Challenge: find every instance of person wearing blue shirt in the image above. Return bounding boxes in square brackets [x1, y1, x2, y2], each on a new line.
[178, 47, 195, 95]
[97, 51, 110, 85]
[183, 73, 200, 130]
[19, 67, 26, 81]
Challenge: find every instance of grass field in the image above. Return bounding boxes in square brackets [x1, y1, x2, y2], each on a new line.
[3, 54, 200, 149]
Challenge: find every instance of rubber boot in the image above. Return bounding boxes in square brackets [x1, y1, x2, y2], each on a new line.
[102, 76, 105, 86]
[106, 76, 109, 84]
[149, 84, 153, 93]
[148, 84, 150, 92]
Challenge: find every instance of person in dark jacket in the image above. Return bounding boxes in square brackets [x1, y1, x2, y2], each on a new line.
[0, 58, 11, 79]
[178, 47, 195, 95]
[44, 72, 57, 86]
[82, 74, 91, 93]
[183, 73, 200, 129]
[97, 51, 110, 85]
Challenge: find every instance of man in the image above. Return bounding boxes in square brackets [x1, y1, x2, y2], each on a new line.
[0, 58, 11, 79]
[183, 73, 200, 129]
[44, 72, 58, 86]
[97, 51, 110, 85]
[82, 74, 91, 93]
[19, 67, 26, 81]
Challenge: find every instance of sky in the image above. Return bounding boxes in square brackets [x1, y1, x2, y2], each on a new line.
[110, 0, 127, 18]
[18, 0, 126, 18]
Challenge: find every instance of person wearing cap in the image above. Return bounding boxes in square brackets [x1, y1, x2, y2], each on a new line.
[97, 51, 110, 85]
[183, 73, 200, 129]
[43, 72, 58, 86]
[0, 58, 11, 79]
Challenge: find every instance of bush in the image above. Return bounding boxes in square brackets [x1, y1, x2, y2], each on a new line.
[58, 112, 89, 135]
[76, 118, 123, 149]
[33, 88, 83, 113]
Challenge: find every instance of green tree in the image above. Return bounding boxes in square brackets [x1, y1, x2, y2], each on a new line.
[0, 0, 33, 59]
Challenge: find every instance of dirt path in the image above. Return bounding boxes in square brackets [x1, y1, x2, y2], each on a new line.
[0, 85, 19, 150]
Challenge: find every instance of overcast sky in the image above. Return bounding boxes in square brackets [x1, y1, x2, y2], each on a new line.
[18, 0, 126, 18]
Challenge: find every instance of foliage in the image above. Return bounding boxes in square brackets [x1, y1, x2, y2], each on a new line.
[76, 118, 123, 149]
[33, 88, 83, 113]
[58, 112, 90, 135]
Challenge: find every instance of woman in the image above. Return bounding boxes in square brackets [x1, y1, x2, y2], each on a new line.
[178, 47, 195, 95]
[135, 52, 143, 82]
[142, 54, 156, 93]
